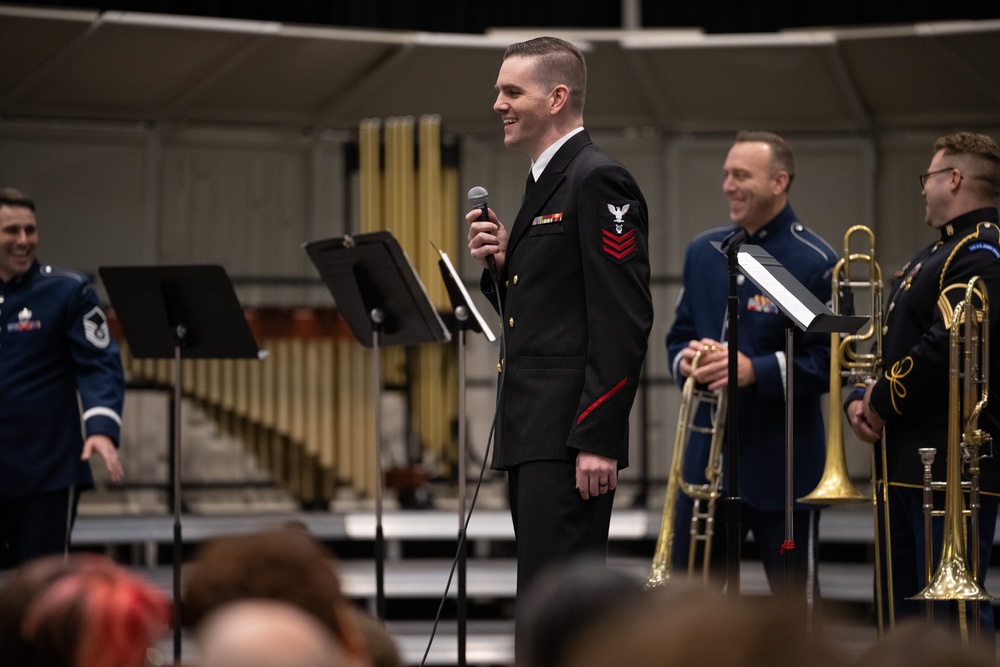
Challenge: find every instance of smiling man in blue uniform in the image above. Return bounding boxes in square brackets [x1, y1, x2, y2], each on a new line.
[0, 187, 125, 567]
[466, 37, 652, 656]
[666, 132, 836, 609]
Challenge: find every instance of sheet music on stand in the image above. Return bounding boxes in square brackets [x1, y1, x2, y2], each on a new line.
[304, 230, 451, 347]
[432, 242, 496, 343]
[733, 243, 867, 333]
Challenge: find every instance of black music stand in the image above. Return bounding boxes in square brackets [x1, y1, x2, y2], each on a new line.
[304, 231, 451, 621]
[98, 264, 261, 663]
[433, 243, 495, 667]
[719, 230, 745, 600]
[714, 241, 866, 602]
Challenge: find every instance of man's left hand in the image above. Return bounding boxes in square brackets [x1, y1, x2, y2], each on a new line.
[82, 434, 124, 482]
[576, 451, 617, 500]
[846, 384, 884, 444]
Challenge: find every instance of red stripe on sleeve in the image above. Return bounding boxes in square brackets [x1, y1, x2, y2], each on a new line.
[577, 377, 629, 424]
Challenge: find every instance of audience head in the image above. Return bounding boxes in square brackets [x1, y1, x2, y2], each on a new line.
[196, 599, 350, 667]
[352, 609, 403, 667]
[853, 618, 996, 667]
[0, 553, 171, 667]
[182, 525, 370, 666]
[555, 580, 845, 667]
[515, 557, 643, 667]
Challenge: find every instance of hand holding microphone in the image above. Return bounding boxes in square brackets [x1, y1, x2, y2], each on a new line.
[467, 186, 502, 282]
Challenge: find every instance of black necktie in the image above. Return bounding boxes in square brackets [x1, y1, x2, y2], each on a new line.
[521, 170, 535, 207]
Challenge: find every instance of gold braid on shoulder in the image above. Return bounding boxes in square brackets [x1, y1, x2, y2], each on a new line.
[938, 221, 1000, 293]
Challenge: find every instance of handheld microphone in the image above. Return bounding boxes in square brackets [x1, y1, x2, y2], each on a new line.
[467, 186, 497, 282]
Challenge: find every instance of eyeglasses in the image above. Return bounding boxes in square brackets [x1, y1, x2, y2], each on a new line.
[918, 167, 955, 188]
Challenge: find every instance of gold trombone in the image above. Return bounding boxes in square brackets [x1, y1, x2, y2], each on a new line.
[800, 225, 882, 505]
[797, 226, 896, 633]
[908, 276, 994, 643]
[647, 346, 726, 587]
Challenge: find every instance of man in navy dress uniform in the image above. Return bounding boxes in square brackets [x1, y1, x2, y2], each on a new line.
[666, 132, 836, 610]
[466, 37, 653, 655]
[0, 187, 125, 567]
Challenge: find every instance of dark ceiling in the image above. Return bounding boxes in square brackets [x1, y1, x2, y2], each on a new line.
[10, 0, 1000, 35]
[2, 4, 999, 135]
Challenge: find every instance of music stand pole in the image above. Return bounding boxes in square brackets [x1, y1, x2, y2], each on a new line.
[782, 321, 796, 602]
[455, 306, 470, 667]
[171, 330, 184, 661]
[722, 230, 744, 599]
[371, 309, 387, 622]
[428, 245, 493, 666]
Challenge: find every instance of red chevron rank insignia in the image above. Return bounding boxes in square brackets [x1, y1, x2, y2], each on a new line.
[601, 203, 638, 263]
[602, 227, 636, 263]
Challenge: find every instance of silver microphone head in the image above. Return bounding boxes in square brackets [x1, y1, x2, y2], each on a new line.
[467, 186, 489, 208]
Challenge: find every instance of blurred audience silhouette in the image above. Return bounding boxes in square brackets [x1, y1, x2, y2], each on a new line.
[196, 598, 352, 667]
[554, 579, 847, 667]
[853, 617, 996, 667]
[182, 525, 398, 667]
[514, 557, 643, 667]
[0, 552, 171, 667]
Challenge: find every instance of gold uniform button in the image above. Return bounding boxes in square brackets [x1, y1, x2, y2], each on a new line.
[497, 359, 505, 372]
[513, 275, 519, 285]
[508, 317, 515, 328]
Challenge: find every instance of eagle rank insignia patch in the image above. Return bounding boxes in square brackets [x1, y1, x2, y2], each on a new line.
[83, 306, 112, 349]
[601, 203, 637, 264]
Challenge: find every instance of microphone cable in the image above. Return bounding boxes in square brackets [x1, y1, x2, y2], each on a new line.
[419, 268, 507, 667]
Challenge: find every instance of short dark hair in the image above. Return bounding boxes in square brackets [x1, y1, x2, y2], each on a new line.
[182, 526, 352, 642]
[503, 36, 587, 116]
[934, 132, 1000, 203]
[735, 130, 796, 190]
[0, 187, 35, 211]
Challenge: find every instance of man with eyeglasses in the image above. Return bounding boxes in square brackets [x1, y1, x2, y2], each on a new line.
[847, 132, 1000, 643]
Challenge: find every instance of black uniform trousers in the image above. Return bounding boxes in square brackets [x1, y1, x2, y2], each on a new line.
[507, 459, 615, 653]
[0, 486, 79, 567]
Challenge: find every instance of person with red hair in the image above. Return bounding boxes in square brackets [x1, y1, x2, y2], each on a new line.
[0, 553, 171, 667]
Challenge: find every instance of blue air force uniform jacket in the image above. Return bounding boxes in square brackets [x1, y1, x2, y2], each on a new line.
[482, 130, 653, 470]
[868, 208, 1000, 492]
[0, 260, 124, 497]
[666, 205, 837, 511]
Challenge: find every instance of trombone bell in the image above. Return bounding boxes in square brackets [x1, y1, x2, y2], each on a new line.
[800, 225, 881, 505]
[909, 276, 994, 604]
